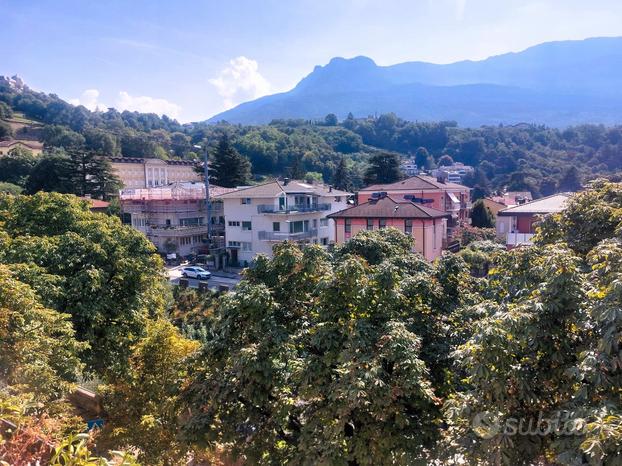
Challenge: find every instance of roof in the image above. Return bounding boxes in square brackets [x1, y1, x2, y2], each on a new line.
[360, 175, 468, 192]
[497, 193, 571, 216]
[328, 196, 450, 219]
[119, 182, 235, 201]
[109, 157, 198, 166]
[489, 191, 533, 206]
[0, 139, 43, 149]
[216, 180, 352, 199]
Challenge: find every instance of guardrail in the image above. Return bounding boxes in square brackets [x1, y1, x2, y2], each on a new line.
[257, 203, 331, 214]
[506, 232, 534, 246]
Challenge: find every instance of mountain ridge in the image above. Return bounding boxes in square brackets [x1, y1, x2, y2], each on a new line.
[208, 36, 622, 127]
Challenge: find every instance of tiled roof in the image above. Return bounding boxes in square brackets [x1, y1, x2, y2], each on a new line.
[109, 157, 198, 166]
[497, 193, 571, 216]
[328, 196, 450, 219]
[0, 139, 43, 149]
[216, 180, 352, 199]
[361, 175, 468, 192]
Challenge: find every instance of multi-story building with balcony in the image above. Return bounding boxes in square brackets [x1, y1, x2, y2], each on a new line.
[119, 182, 235, 257]
[217, 179, 351, 265]
[357, 175, 470, 237]
[496, 193, 570, 248]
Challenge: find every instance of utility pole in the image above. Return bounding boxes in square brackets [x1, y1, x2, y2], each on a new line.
[194, 143, 211, 247]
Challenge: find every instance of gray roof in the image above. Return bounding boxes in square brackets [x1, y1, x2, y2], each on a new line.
[497, 193, 571, 216]
[216, 180, 352, 199]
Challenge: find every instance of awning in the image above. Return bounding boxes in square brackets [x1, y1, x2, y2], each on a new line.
[447, 192, 460, 203]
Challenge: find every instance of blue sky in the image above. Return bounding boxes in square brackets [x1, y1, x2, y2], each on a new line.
[2, 0, 622, 122]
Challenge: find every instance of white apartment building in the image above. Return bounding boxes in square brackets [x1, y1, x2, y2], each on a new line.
[217, 179, 351, 265]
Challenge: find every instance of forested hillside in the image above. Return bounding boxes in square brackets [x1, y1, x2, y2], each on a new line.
[2, 76, 622, 198]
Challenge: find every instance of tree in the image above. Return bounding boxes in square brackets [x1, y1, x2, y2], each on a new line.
[25, 149, 74, 194]
[100, 320, 199, 464]
[0, 192, 169, 375]
[182, 231, 476, 464]
[364, 152, 401, 184]
[557, 166, 582, 192]
[470, 199, 494, 228]
[332, 156, 352, 191]
[0, 147, 37, 187]
[288, 153, 305, 179]
[415, 147, 434, 170]
[324, 113, 338, 126]
[68, 149, 121, 199]
[0, 120, 12, 139]
[210, 133, 252, 187]
[438, 154, 454, 166]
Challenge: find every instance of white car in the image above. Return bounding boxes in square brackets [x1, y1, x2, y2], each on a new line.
[181, 266, 211, 280]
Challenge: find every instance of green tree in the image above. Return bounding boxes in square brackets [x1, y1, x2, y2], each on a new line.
[68, 150, 121, 199]
[324, 113, 338, 126]
[557, 166, 582, 192]
[288, 153, 305, 179]
[415, 147, 434, 170]
[0, 120, 12, 139]
[0, 192, 169, 375]
[470, 199, 494, 228]
[364, 152, 401, 184]
[0, 147, 37, 187]
[210, 133, 252, 187]
[25, 149, 74, 194]
[332, 156, 352, 191]
[438, 154, 454, 166]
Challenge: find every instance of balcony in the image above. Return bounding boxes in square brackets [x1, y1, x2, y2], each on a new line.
[258, 229, 318, 241]
[257, 203, 331, 214]
[506, 232, 534, 247]
[146, 224, 208, 236]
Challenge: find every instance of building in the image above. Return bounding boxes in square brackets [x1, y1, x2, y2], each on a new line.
[496, 193, 571, 248]
[217, 179, 351, 265]
[119, 182, 235, 257]
[431, 162, 474, 184]
[0, 140, 43, 156]
[328, 194, 450, 261]
[80, 197, 110, 213]
[483, 191, 533, 222]
[110, 157, 202, 189]
[400, 159, 420, 177]
[357, 175, 471, 236]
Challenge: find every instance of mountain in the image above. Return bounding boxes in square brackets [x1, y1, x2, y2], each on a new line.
[208, 37, 622, 127]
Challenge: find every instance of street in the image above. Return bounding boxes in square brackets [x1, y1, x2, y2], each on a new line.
[166, 264, 242, 291]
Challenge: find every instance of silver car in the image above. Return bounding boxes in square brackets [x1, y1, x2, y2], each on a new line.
[181, 266, 211, 280]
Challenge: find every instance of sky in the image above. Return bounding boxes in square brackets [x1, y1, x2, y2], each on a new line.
[2, 0, 622, 122]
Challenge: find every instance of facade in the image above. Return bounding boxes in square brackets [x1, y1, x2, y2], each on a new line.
[119, 182, 235, 257]
[358, 175, 471, 236]
[432, 162, 474, 184]
[400, 159, 420, 177]
[328, 195, 450, 261]
[0, 140, 43, 155]
[496, 193, 570, 248]
[110, 157, 202, 189]
[217, 179, 351, 265]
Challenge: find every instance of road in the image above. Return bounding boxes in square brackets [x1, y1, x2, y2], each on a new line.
[167, 265, 241, 291]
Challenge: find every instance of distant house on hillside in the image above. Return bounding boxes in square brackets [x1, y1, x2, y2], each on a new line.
[431, 162, 474, 184]
[496, 193, 571, 248]
[357, 175, 470, 237]
[0, 140, 43, 156]
[328, 194, 450, 261]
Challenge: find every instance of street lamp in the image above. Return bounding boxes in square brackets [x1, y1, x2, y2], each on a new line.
[193, 143, 212, 247]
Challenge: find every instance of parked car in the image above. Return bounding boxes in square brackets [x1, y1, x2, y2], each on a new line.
[181, 266, 211, 280]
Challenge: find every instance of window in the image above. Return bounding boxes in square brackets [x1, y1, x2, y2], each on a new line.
[335, 196, 342, 202]
[320, 218, 328, 227]
[345, 218, 351, 233]
[379, 218, 386, 229]
[273, 222, 280, 232]
[405, 219, 413, 235]
[228, 241, 241, 247]
[289, 220, 308, 233]
[321, 237, 329, 246]
[242, 221, 252, 231]
[228, 221, 240, 227]
[241, 198, 252, 205]
[366, 218, 374, 231]
[241, 242, 252, 251]
[179, 237, 191, 246]
[180, 217, 203, 226]
[313, 219, 318, 229]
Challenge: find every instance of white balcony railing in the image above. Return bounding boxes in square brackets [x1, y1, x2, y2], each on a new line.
[506, 232, 534, 246]
[258, 229, 318, 241]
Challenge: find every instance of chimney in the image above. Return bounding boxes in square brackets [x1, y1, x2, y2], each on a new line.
[283, 178, 290, 186]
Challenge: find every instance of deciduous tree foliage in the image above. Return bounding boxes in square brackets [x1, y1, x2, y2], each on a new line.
[0, 192, 169, 375]
[181, 231, 476, 465]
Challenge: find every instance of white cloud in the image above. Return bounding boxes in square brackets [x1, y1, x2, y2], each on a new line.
[70, 89, 181, 118]
[209, 56, 271, 109]
[69, 89, 108, 112]
[115, 91, 181, 118]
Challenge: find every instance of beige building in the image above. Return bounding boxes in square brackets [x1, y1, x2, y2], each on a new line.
[0, 140, 44, 156]
[110, 157, 202, 189]
[119, 182, 236, 257]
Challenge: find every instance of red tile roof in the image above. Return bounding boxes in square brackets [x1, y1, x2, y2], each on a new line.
[360, 175, 468, 192]
[328, 196, 450, 219]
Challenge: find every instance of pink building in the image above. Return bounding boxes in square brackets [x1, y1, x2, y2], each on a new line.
[357, 175, 471, 236]
[328, 195, 450, 261]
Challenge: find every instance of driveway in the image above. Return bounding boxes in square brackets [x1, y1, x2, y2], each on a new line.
[167, 264, 242, 291]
